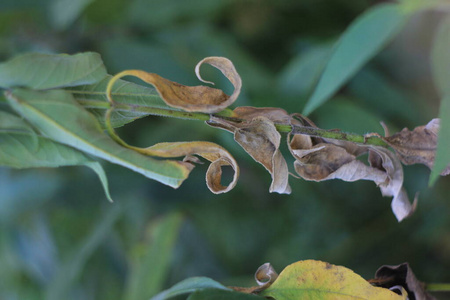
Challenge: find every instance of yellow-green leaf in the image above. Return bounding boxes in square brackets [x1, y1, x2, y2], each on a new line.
[260, 260, 406, 300]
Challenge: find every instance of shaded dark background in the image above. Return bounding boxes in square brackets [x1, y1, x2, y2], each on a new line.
[1, 0, 449, 299]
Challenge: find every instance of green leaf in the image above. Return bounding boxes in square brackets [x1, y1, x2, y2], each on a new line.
[188, 289, 265, 300]
[68, 75, 169, 128]
[430, 17, 450, 185]
[259, 260, 405, 300]
[124, 213, 183, 300]
[0, 110, 112, 201]
[303, 4, 408, 115]
[45, 204, 121, 300]
[150, 277, 230, 300]
[429, 96, 450, 185]
[432, 16, 450, 97]
[0, 52, 107, 89]
[5, 89, 192, 188]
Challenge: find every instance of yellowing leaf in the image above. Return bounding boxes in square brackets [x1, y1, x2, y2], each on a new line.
[107, 57, 241, 113]
[209, 114, 291, 194]
[384, 119, 450, 176]
[259, 260, 406, 300]
[135, 141, 239, 194]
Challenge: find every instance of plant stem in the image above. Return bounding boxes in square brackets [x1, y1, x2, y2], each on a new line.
[2, 95, 388, 147]
[95, 99, 387, 147]
[426, 283, 450, 292]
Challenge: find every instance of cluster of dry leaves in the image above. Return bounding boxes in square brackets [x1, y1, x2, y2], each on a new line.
[106, 57, 449, 221]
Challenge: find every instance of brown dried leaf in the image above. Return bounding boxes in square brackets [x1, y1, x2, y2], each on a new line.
[368, 146, 416, 221]
[209, 114, 291, 194]
[109, 57, 241, 113]
[289, 135, 387, 183]
[384, 119, 450, 175]
[137, 141, 239, 194]
[372, 263, 436, 300]
[288, 125, 415, 221]
[229, 262, 279, 294]
[233, 106, 291, 123]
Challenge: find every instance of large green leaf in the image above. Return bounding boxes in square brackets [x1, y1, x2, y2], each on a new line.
[0, 52, 107, 89]
[0, 110, 112, 201]
[68, 75, 169, 128]
[430, 17, 450, 185]
[45, 204, 122, 300]
[5, 88, 192, 188]
[303, 3, 408, 115]
[151, 277, 230, 300]
[124, 213, 183, 300]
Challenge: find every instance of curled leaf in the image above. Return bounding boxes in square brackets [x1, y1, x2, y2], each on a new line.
[229, 262, 279, 294]
[372, 263, 436, 300]
[255, 263, 279, 287]
[368, 146, 416, 222]
[288, 122, 414, 221]
[384, 119, 450, 175]
[289, 137, 387, 183]
[259, 260, 406, 300]
[209, 115, 291, 194]
[107, 56, 241, 113]
[136, 141, 239, 194]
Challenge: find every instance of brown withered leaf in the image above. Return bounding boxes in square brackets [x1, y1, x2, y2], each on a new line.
[288, 135, 387, 183]
[135, 141, 239, 194]
[229, 263, 279, 294]
[384, 119, 450, 176]
[208, 114, 291, 194]
[108, 57, 241, 113]
[372, 263, 436, 300]
[368, 146, 417, 221]
[233, 107, 291, 124]
[288, 122, 414, 221]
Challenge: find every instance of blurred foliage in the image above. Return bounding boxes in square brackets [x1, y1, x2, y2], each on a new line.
[1, 0, 450, 299]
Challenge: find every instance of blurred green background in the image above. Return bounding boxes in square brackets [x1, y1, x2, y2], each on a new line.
[1, 0, 449, 299]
